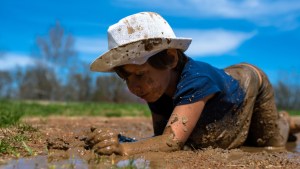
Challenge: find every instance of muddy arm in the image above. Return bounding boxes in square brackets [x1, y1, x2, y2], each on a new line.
[85, 94, 214, 156]
[83, 127, 177, 155]
[119, 133, 181, 155]
[119, 94, 214, 155]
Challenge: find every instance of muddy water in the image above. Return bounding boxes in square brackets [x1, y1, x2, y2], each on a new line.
[0, 141, 300, 169]
[1, 137, 300, 169]
[0, 156, 87, 169]
[1, 117, 300, 169]
[0, 156, 151, 169]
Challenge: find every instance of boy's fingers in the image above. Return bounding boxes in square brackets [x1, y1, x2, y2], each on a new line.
[85, 129, 107, 143]
[85, 130, 118, 145]
[94, 146, 117, 155]
[93, 128, 118, 137]
[95, 138, 118, 149]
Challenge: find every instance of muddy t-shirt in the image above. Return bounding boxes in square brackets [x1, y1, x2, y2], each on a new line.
[148, 58, 245, 123]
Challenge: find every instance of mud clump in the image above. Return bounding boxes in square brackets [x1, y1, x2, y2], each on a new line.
[142, 38, 163, 51]
[47, 137, 70, 151]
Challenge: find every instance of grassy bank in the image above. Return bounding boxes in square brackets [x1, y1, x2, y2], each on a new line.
[1, 99, 300, 127]
[0, 100, 150, 157]
[0, 99, 151, 127]
[288, 110, 300, 116]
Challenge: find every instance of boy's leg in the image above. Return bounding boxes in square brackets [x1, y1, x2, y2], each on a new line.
[243, 64, 289, 147]
[188, 63, 289, 149]
[186, 64, 260, 149]
[223, 64, 261, 148]
[280, 110, 300, 141]
[225, 63, 289, 148]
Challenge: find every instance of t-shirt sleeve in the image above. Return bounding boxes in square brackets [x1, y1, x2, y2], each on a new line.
[174, 74, 220, 105]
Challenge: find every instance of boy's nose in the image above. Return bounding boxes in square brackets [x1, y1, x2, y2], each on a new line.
[128, 81, 144, 96]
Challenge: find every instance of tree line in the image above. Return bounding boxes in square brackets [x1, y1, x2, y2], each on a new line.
[0, 22, 299, 109]
[0, 22, 140, 103]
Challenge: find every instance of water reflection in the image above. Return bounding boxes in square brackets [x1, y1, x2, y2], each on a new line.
[286, 141, 300, 152]
[0, 156, 151, 169]
[0, 156, 87, 169]
[116, 158, 150, 169]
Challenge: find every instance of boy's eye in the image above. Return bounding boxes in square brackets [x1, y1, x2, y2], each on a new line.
[135, 72, 145, 77]
[115, 69, 129, 80]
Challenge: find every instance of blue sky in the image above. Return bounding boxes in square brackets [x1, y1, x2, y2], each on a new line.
[1, 0, 300, 84]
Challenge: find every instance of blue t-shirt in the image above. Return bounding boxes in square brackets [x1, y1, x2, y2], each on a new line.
[148, 58, 245, 124]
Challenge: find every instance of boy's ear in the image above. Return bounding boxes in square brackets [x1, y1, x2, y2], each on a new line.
[166, 49, 178, 69]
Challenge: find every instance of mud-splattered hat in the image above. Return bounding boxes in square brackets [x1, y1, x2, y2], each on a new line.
[90, 12, 192, 72]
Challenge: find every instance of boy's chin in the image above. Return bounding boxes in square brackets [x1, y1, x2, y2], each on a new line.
[142, 94, 161, 103]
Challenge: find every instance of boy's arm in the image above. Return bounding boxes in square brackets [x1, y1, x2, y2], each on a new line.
[118, 94, 214, 155]
[86, 94, 214, 155]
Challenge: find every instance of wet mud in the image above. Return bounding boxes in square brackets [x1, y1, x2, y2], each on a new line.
[1, 116, 300, 169]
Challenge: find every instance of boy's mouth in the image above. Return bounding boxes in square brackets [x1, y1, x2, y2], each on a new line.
[139, 93, 148, 99]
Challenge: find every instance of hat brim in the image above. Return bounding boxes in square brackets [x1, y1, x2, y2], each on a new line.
[90, 37, 192, 72]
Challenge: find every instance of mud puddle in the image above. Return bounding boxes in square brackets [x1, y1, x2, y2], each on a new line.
[0, 156, 86, 169]
[1, 117, 300, 169]
[2, 142, 300, 169]
[241, 141, 300, 153]
[0, 156, 152, 169]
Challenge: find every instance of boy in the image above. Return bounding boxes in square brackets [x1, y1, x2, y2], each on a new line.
[84, 12, 299, 155]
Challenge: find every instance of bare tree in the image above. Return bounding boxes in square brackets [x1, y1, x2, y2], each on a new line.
[92, 74, 140, 103]
[16, 21, 81, 101]
[19, 64, 60, 100]
[275, 81, 293, 109]
[65, 73, 93, 101]
[274, 72, 300, 110]
[36, 21, 77, 66]
[0, 71, 12, 98]
[34, 21, 80, 87]
[0, 51, 13, 99]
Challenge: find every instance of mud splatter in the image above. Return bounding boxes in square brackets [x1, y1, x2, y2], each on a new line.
[142, 38, 163, 51]
[188, 95, 195, 102]
[166, 133, 175, 147]
[166, 38, 171, 44]
[170, 116, 178, 124]
[127, 26, 135, 34]
[182, 117, 188, 125]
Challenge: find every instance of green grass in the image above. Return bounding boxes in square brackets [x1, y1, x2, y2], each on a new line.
[1, 99, 299, 125]
[0, 99, 151, 127]
[287, 110, 300, 116]
[1, 99, 299, 128]
[0, 100, 24, 127]
[0, 123, 38, 156]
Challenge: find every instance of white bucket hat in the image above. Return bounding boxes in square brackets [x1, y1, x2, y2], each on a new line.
[90, 12, 192, 72]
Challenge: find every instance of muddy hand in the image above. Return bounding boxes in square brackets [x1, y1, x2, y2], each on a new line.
[84, 128, 122, 155]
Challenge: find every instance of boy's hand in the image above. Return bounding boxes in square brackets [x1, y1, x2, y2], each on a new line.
[83, 127, 122, 155]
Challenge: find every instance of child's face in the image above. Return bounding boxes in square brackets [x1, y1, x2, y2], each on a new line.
[118, 62, 173, 102]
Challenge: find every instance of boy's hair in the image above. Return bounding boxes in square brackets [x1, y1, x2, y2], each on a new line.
[114, 49, 188, 80]
[147, 49, 188, 72]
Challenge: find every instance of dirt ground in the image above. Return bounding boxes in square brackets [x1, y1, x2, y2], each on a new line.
[1, 116, 300, 169]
